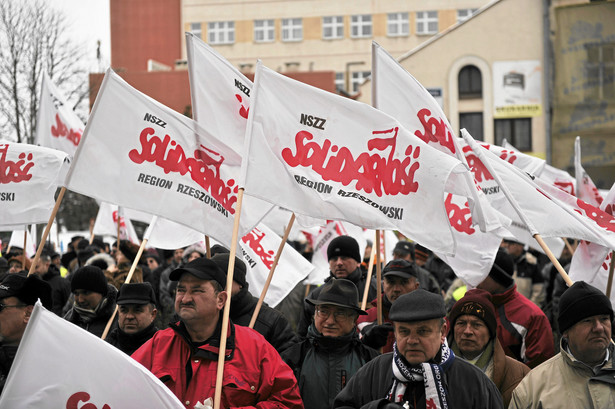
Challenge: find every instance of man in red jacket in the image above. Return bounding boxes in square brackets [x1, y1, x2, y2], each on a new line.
[132, 257, 303, 409]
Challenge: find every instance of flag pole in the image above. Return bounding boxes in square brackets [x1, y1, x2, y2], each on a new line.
[606, 251, 615, 298]
[361, 232, 377, 310]
[101, 237, 149, 340]
[89, 218, 95, 244]
[304, 284, 311, 298]
[248, 213, 296, 328]
[28, 187, 67, 276]
[562, 238, 575, 256]
[461, 130, 573, 288]
[205, 236, 211, 258]
[375, 230, 382, 325]
[381, 230, 387, 265]
[22, 226, 27, 269]
[116, 206, 122, 244]
[214, 188, 244, 409]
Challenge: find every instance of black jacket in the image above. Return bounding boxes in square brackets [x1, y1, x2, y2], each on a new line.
[42, 264, 71, 316]
[230, 287, 296, 355]
[297, 268, 377, 338]
[106, 322, 159, 355]
[282, 325, 378, 409]
[63, 283, 118, 338]
[333, 351, 504, 409]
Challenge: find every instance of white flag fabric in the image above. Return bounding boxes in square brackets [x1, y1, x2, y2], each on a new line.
[239, 223, 314, 307]
[145, 217, 204, 250]
[575, 136, 604, 207]
[35, 73, 85, 156]
[372, 43, 507, 285]
[0, 142, 70, 226]
[93, 202, 140, 244]
[303, 221, 367, 285]
[569, 183, 615, 305]
[0, 302, 184, 408]
[242, 62, 474, 255]
[7, 227, 36, 257]
[64, 69, 271, 247]
[462, 131, 615, 251]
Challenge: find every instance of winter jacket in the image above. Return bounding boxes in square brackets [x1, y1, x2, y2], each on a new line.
[132, 319, 304, 409]
[230, 287, 296, 355]
[332, 350, 504, 409]
[513, 251, 545, 307]
[356, 295, 395, 353]
[0, 344, 18, 394]
[297, 268, 377, 338]
[106, 322, 159, 355]
[448, 336, 529, 407]
[509, 341, 615, 409]
[490, 284, 553, 368]
[63, 283, 118, 338]
[282, 325, 378, 409]
[42, 264, 71, 316]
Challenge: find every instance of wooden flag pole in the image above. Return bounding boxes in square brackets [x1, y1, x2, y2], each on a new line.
[248, 213, 296, 329]
[22, 226, 27, 269]
[606, 251, 615, 298]
[214, 188, 245, 409]
[28, 187, 67, 277]
[304, 284, 311, 298]
[101, 237, 149, 340]
[562, 238, 575, 256]
[361, 233, 377, 310]
[375, 230, 382, 325]
[205, 236, 211, 258]
[533, 234, 573, 287]
[381, 231, 387, 265]
[89, 218, 95, 244]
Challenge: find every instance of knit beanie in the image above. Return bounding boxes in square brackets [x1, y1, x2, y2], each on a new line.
[449, 289, 498, 338]
[327, 236, 361, 263]
[558, 281, 613, 334]
[211, 253, 247, 288]
[71, 265, 108, 296]
[488, 249, 515, 288]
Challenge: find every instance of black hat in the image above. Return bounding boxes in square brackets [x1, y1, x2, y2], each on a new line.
[393, 241, 414, 257]
[117, 282, 156, 305]
[389, 289, 445, 322]
[449, 289, 497, 338]
[503, 237, 524, 246]
[169, 257, 226, 288]
[558, 281, 614, 334]
[211, 253, 247, 288]
[119, 240, 139, 263]
[307, 279, 367, 315]
[414, 243, 432, 263]
[71, 265, 108, 296]
[210, 244, 230, 256]
[0, 274, 52, 309]
[487, 249, 515, 288]
[327, 236, 361, 263]
[382, 259, 417, 279]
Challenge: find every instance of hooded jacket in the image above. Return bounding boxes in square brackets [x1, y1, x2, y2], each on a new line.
[63, 283, 118, 337]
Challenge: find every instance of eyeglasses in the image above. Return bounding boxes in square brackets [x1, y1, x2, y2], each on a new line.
[0, 303, 27, 313]
[315, 307, 355, 321]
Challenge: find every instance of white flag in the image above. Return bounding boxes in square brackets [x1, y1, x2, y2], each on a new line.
[0, 142, 70, 226]
[0, 302, 184, 408]
[242, 62, 475, 255]
[35, 73, 85, 156]
[146, 217, 205, 250]
[64, 69, 272, 247]
[462, 131, 615, 250]
[569, 183, 615, 305]
[93, 202, 140, 244]
[7, 227, 36, 257]
[372, 43, 507, 285]
[575, 136, 604, 207]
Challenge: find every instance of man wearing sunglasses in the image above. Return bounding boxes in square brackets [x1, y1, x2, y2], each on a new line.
[282, 279, 378, 409]
[0, 273, 52, 393]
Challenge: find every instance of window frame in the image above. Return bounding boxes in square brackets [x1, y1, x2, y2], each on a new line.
[323, 16, 344, 40]
[387, 12, 409, 37]
[282, 18, 303, 42]
[494, 118, 532, 151]
[254, 19, 275, 43]
[416, 11, 438, 35]
[207, 21, 235, 45]
[350, 14, 372, 39]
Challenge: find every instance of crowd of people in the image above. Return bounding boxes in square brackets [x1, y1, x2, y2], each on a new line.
[0, 233, 612, 408]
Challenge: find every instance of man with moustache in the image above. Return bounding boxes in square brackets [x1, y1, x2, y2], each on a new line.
[510, 281, 615, 408]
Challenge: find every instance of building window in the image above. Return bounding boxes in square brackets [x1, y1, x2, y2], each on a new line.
[457, 9, 477, 23]
[282, 18, 303, 42]
[351, 71, 371, 93]
[335, 72, 345, 92]
[458, 65, 482, 99]
[494, 118, 532, 151]
[190, 23, 202, 39]
[585, 42, 615, 100]
[254, 19, 274, 43]
[416, 11, 438, 35]
[351, 14, 372, 38]
[323, 16, 344, 40]
[459, 113, 483, 141]
[208, 21, 235, 45]
[387, 12, 409, 37]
